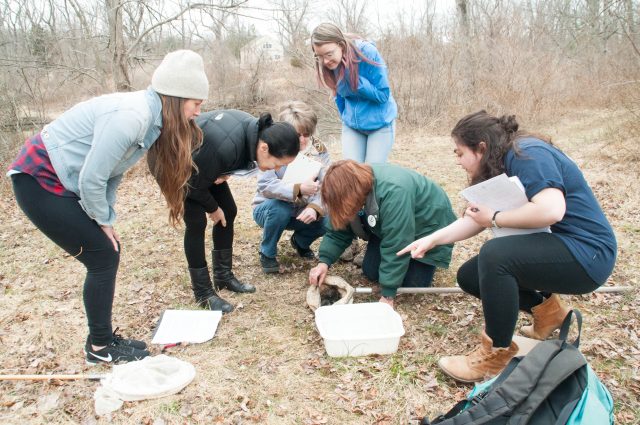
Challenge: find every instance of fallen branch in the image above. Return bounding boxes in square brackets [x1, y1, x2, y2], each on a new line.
[354, 286, 634, 295]
[0, 374, 105, 381]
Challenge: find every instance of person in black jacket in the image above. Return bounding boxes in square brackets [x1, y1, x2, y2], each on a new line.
[185, 110, 300, 313]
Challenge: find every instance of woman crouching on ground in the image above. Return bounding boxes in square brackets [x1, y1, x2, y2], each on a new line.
[180, 110, 300, 313]
[399, 110, 617, 383]
[308, 160, 456, 308]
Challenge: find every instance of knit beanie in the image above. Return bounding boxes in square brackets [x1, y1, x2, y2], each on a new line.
[151, 50, 209, 100]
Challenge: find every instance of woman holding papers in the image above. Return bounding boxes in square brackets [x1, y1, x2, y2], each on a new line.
[252, 101, 331, 273]
[311, 23, 397, 164]
[399, 110, 617, 383]
[184, 110, 300, 313]
[9, 50, 209, 364]
[308, 160, 457, 307]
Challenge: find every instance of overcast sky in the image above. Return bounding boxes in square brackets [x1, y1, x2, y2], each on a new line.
[240, 0, 456, 37]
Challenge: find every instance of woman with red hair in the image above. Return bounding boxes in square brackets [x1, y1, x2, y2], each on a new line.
[308, 160, 456, 308]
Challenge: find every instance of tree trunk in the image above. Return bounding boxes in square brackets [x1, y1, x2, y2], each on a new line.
[106, 0, 131, 91]
[456, 0, 474, 96]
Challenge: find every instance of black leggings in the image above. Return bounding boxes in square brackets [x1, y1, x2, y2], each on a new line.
[11, 174, 119, 346]
[183, 182, 237, 268]
[457, 232, 599, 348]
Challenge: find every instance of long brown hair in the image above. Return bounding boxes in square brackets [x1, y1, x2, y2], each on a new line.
[311, 23, 380, 95]
[147, 95, 203, 225]
[321, 160, 373, 229]
[451, 110, 552, 185]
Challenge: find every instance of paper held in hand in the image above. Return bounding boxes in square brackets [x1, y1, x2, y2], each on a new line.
[281, 153, 323, 183]
[460, 173, 551, 237]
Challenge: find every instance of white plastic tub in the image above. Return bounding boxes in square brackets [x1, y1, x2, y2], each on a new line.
[315, 302, 405, 357]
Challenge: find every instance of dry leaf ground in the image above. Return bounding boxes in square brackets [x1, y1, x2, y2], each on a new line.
[0, 109, 638, 424]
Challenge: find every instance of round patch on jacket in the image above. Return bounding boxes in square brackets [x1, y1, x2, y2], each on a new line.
[312, 137, 327, 154]
[367, 215, 377, 227]
[215, 113, 224, 120]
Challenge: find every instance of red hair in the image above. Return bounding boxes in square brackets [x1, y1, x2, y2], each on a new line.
[321, 160, 374, 229]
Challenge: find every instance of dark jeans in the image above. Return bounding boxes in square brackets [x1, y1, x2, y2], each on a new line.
[183, 182, 237, 268]
[12, 173, 119, 346]
[457, 233, 599, 348]
[362, 234, 436, 287]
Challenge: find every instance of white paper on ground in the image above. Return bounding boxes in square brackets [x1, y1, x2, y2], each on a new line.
[281, 153, 323, 183]
[460, 173, 551, 238]
[151, 309, 222, 344]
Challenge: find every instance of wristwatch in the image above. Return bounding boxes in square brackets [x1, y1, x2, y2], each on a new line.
[491, 211, 501, 228]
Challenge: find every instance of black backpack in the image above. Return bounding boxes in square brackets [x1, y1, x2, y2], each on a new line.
[421, 310, 614, 425]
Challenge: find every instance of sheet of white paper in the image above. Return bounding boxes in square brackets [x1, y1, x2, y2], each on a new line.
[151, 310, 222, 344]
[460, 174, 550, 238]
[281, 153, 323, 183]
[461, 174, 528, 210]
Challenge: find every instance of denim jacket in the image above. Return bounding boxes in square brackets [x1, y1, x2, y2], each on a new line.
[41, 87, 163, 226]
[334, 40, 397, 131]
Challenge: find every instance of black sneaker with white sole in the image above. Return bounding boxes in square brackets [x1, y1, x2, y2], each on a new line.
[85, 340, 150, 365]
[84, 328, 147, 355]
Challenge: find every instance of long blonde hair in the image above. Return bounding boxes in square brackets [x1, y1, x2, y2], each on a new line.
[147, 95, 202, 226]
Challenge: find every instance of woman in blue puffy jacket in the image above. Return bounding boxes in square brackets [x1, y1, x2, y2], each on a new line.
[311, 22, 397, 164]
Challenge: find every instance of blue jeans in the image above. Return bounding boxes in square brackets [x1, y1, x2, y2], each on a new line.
[341, 121, 395, 163]
[253, 199, 327, 258]
[361, 234, 436, 287]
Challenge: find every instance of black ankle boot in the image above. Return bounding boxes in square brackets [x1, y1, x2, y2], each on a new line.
[213, 249, 256, 293]
[188, 267, 234, 313]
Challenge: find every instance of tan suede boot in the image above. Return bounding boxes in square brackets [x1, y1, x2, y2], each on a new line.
[521, 294, 570, 340]
[438, 331, 518, 383]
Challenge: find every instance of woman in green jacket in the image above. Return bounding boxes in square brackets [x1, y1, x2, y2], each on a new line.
[308, 160, 456, 308]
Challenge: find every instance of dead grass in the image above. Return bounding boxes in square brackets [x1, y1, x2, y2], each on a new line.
[1, 109, 639, 424]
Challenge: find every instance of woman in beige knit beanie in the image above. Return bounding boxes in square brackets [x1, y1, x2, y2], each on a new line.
[8, 49, 209, 364]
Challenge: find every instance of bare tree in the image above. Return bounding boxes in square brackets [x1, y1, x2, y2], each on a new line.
[271, 0, 311, 55]
[457, 0, 475, 95]
[325, 0, 368, 35]
[105, 0, 130, 90]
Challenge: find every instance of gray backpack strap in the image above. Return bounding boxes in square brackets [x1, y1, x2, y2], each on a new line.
[507, 312, 587, 424]
[441, 342, 565, 425]
[430, 310, 588, 425]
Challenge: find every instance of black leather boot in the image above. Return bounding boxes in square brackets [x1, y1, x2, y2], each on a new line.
[213, 249, 256, 293]
[188, 267, 234, 313]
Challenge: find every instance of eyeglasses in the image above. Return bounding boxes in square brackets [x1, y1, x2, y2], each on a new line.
[314, 47, 340, 62]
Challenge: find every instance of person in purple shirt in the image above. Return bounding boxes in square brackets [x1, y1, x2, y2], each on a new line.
[399, 110, 616, 383]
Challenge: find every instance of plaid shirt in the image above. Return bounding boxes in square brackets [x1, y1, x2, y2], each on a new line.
[9, 133, 77, 197]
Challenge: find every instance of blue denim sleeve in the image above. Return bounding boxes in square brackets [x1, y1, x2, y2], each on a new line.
[78, 110, 146, 226]
[105, 173, 124, 223]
